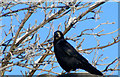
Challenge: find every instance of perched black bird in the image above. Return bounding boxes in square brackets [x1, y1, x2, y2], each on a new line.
[53, 30, 103, 76]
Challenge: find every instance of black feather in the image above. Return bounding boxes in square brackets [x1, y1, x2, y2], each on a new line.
[54, 30, 103, 76]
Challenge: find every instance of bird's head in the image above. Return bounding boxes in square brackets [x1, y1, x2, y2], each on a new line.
[54, 30, 64, 41]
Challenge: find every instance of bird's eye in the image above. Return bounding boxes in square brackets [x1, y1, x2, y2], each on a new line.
[57, 32, 61, 38]
[55, 32, 61, 40]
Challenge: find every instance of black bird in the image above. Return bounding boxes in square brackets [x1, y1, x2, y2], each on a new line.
[53, 30, 103, 76]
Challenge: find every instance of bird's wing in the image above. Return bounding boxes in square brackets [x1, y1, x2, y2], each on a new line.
[60, 39, 89, 63]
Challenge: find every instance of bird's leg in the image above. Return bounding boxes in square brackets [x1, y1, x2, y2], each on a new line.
[67, 69, 73, 74]
[67, 71, 70, 74]
[61, 71, 66, 74]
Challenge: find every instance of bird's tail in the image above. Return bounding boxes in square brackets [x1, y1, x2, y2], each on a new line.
[83, 63, 103, 76]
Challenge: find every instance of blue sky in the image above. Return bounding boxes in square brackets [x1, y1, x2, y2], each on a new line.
[1, 2, 119, 75]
